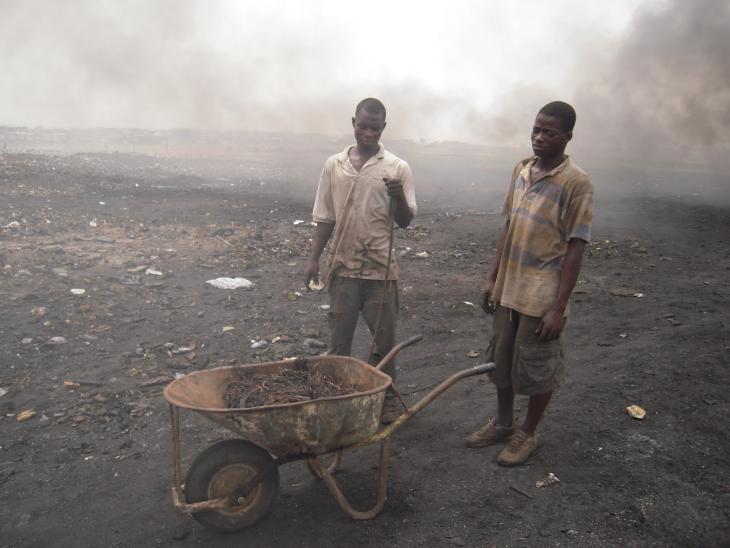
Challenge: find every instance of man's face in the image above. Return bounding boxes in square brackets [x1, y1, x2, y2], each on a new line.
[352, 110, 386, 149]
[531, 113, 571, 159]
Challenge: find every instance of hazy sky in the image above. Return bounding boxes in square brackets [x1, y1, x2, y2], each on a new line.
[1, 0, 728, 149]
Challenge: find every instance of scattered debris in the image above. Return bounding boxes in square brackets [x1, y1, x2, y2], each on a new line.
[140, 375, 173, 387]
[626, 404, 646, 420]
[31, 306, 47, 321]
[608, 288, 642, 297]
[308, 279, 325, 291]
[509, 484, 534, 499]
[47, 336, 67, 345]
[17, 410, 36, 422]
[415, 251, 431, 259]
[145, 268, 163, 276]
[0, 387, 7, 398]
[222, 325, 235, 332]
[206, 277, 254, 290]
[466, 350, 480, 358]
[250, 340, 268, 349]
[536, 472, 561, 488]
[21, 337, 33, 345]
[70, 288, 86, 295]
[304, 338, 327, 349]
[619, 333, 628, 338]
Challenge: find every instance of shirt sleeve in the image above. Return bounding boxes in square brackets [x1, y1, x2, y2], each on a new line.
[500, 161, 523, 217]
[563, 179, 594, 242]
[312, 160, 335, 224]
[399, 162, 417, 215]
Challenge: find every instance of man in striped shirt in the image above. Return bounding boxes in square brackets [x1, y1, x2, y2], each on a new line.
[465, 101, 594, 466]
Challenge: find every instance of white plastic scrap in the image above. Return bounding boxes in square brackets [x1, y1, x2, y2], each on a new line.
[145, 268, 163, 276]
[536, 472, 561, 488]
[206, 277, 254, 290]
[250, 340, 268, 349]
[70, 288, 86, 295]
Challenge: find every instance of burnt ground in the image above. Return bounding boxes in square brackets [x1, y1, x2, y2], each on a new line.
[0, 148, 728, 548]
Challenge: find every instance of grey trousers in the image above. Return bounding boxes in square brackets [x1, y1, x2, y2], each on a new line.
[327, 276, 399, 379]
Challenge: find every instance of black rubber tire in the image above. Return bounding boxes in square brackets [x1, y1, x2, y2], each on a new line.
[184, 439, 279, 532]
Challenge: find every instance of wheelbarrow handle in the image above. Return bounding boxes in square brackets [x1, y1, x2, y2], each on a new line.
[374, 335, 423, 371]
[356, 361, 497, 447]
[470, 362, 496, 376]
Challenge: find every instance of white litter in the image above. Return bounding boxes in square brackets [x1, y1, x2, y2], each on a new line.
[206, 277, 254, 290]
[145, 268, 163, 276]
[293, 220, 306, 226]
[536, 472, 561, 488]
[0, 387, 7, 398]
[250, 340, 268, 349]
[70, 288, 86, 295]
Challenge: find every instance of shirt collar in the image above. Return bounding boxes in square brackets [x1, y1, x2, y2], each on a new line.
[336, 143, 385, 164]
[521, 155, 570, 184]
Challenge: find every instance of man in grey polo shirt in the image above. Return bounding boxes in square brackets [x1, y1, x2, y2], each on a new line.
[304, 97, 417, 424]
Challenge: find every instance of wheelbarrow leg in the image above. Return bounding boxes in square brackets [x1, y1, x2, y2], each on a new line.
[307, 439, 390, 520]
[169, 404, 184, 504]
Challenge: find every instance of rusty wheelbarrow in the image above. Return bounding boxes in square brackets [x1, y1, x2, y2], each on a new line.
[163, 334, 494, 532]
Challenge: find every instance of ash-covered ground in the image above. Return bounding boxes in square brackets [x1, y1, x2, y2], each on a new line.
[1, 133, 728, 547]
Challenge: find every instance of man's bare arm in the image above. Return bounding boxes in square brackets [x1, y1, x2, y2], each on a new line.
[384, 178, 414, 228]
[480, 219, 510, 313]
[537, 238, 586, 340]
[304, 222, 335, 286]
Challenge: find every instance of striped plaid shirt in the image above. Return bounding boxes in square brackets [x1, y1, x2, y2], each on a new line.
[492, 156, 593, 317]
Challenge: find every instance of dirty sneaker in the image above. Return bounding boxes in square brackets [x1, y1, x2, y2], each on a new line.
[380, 393, 401, 424]
[464, 418, 515, 448]
[497, 429, 538, 466]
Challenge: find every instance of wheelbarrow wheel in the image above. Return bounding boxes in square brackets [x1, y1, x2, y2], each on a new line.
[306, 450, 343, 479]
[184, 439, 279, 532]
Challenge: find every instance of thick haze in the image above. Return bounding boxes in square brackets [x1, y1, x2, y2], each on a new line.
[1, 0, 729, 154]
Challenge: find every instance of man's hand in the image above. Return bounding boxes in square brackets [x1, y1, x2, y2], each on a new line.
[303, 258, 320, 289]
[536, 308, 565, 341]
[480, 278, 496, 314]
[383, 178, 405, 199]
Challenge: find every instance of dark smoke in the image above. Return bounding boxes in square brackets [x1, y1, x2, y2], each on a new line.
[576, 0, 730, 149]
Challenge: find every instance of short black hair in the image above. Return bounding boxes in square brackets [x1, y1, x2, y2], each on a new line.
[538, 101, 576, 132]
[355, 98, 386, 120]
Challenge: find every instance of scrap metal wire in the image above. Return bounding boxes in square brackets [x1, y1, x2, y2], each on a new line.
[224, 359, 356, 409]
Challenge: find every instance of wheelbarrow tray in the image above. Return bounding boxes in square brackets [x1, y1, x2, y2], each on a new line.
[164, 355, 392, 457]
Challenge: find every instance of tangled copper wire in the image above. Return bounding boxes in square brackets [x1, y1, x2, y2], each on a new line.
[224, 358, 356, 409]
